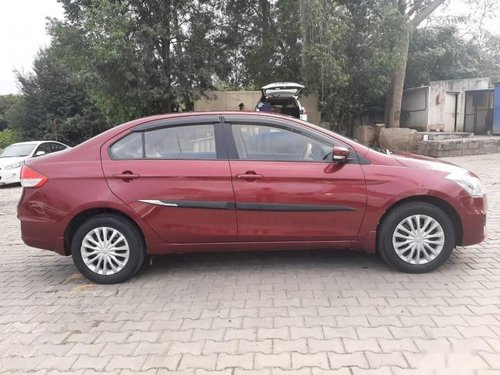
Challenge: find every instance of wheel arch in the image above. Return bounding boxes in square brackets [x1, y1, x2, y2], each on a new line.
[377, 195, 463, 250]
[64, 207, 146, 255]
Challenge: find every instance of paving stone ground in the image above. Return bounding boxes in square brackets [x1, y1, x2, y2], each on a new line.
[0, 153, 499, 375]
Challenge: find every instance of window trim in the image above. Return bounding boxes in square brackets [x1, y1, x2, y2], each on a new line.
[131, 115, 221, 132]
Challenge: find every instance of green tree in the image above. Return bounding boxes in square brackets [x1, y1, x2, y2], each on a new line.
[51, 0, 231, 124]
[300, 0, 401, 134]
[384, 0, 446, 128]
[406, 25, 500, 86]
[9, 47, 108, 146]
[406, 25, 482, 87]
[475, 32, 500, 81]
[0, 95, 21, 131]
[0, 129, 22, 150]
[219, 0, 302, 88]
[384, 0, 498, 128]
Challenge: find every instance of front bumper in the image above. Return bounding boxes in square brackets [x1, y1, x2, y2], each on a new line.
[0, 168, 21, 185]
[457, 195, 487, 246]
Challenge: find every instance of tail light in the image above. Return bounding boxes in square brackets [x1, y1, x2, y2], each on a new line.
[20, 165, 48, 188]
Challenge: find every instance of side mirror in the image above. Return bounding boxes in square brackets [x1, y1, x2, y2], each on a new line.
[34, 150, 46, 157]
[332, 146, 350, 163]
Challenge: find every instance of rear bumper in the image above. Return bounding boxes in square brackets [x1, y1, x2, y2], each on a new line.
[20, 219, 66, 255]
[457, 195, 487, 246]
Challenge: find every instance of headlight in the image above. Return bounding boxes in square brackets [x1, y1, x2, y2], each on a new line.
[446, 171, 484, 197]
[5, 162, 22, 170]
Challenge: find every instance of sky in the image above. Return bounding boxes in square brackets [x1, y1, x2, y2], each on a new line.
[0, 0, 64, 95]
[0, 0, 498, 96]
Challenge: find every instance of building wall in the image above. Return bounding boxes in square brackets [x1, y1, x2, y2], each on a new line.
[194, 91, 321, 125]
[427, 78, 490, 132]
[401, 86, 429, 130]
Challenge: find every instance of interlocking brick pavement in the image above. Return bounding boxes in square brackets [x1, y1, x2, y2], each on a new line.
[0, 153, 499, 374]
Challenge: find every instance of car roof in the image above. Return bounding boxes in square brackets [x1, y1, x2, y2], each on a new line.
[7, 141, 42, 147]
[56, 111, 370, 159]
[10, 140, 68, 146]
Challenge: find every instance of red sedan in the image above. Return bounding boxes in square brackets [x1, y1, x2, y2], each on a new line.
[18, 112, 486, 283]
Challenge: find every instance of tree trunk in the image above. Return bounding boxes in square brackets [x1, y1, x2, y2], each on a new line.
[385, 25, 410, 128]
[259, 0, 273, 84]
[385, 0, 445, 128]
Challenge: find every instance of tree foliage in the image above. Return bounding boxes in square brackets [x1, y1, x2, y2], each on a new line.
[0, 129, 22, 150]
[406, 26, 500, 87]
[50, 0, 233, 124]
[219, 0, 302, 88]
[0, 95, 21, 131]
[300, 0, 403, 134]
[9, 0, 500, 142]
[9, 48, 108, 146]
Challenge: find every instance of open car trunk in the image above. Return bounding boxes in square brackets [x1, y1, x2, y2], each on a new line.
[261, 82, 305, 99]
[266, 97, 300, 118]
[256, 82, 306, 120]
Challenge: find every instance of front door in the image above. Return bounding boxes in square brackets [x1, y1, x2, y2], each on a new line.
[224, 118, 367, 242]
[101, 120, 237, 243]
[444, 92, 458, 132]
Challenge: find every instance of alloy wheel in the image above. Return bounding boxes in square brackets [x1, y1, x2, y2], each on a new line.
[80, 227, 130, 275]
[392, 214, 445, 265]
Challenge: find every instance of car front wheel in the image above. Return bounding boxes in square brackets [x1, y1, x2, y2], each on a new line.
[71, 214, 145, 284]
[378, 202, 456, 273]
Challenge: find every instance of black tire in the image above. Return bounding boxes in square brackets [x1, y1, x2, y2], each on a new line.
[71, 214, 146, 284]
[377, 202, 456, 273]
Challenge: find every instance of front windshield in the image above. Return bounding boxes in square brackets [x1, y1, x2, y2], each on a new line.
[0, 143, 37, 157]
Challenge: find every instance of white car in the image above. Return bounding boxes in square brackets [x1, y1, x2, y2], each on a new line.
[255, 82, 308, 122]
[0, 141, 69, 185]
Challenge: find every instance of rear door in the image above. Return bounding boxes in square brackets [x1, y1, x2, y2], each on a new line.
[224, 115, 367, 243]
[101, 116, 237, 243]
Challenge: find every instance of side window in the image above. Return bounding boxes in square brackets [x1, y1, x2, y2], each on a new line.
[232, 124, 332, 162]
[50, 143, 67, 152]
[144, 124, 216, 160]
[110, 132, 143, 159]
[34, 143, 51, 156]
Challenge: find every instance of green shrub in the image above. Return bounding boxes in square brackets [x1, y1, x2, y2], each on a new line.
[0, 129, 23, 151]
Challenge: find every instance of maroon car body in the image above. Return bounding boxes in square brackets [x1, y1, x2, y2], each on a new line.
[17, 112, 486, 283]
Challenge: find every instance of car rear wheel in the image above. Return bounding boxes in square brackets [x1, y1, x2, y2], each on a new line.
[71, 214, 145, 284]
[378, 202, 455, 273]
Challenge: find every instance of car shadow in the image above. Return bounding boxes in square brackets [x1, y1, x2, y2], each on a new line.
[27, 246, 470, 292]
[141, 249, 389, 277]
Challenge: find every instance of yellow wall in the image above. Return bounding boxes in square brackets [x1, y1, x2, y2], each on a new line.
[194, 91, 321, 125]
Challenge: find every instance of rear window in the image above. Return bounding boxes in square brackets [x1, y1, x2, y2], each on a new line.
[110, 124, 217, 160]
[110, 132, 143, 159]
[50, 143, 67, 152]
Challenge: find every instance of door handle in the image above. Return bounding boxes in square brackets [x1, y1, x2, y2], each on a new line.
[112, 171, 140, 180]
[235, 172, 263, 180]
